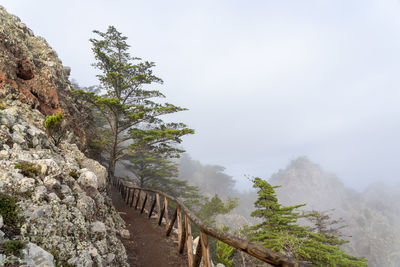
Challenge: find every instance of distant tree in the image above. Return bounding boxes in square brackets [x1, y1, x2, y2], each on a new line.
[126, 150, 199, 200]
[73, 26, 192, 180]
[178, 154, 236, 197]
[305, 209, 349, 246]
[196, 194, 238, 226]
[247, 177, 368, 267]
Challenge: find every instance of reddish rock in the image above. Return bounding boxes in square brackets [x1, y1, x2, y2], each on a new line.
[0, 6, 66, 115]
[17, 58, 35, 80]
[0, 6, 95, 150]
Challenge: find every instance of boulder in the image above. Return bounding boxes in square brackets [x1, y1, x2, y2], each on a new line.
[91, 221, 107, 235]
[22, 242, 55, 267]
[78, 170, 99, 197]
[80, 158, 107, 190]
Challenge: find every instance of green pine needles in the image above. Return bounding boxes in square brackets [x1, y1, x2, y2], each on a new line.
[73, 26, 194, 182]
[45, 112, 66, 146]
[216, 225, 234, 267]
[247, 177, 368, 267]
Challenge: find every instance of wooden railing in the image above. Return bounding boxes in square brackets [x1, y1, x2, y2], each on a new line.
[112, 176, 312, 267]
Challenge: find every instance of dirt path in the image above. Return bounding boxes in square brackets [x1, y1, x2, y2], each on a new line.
[110, 186, 188, 267]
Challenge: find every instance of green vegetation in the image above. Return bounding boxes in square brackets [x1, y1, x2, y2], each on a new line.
[45, 112, 66, 146]
[0, 240, 26, 258]
[0, 103, 5, 110]
[51, 249, 76, 267]
[14, 161, 40, 177]
[215, 225, 234, 267]
[246, 177, 368, 266]
[0, 193, 23, 235]
[196, 195, 238, 226]
[73, 26, 193, 181]
[69, 170, 79, 179]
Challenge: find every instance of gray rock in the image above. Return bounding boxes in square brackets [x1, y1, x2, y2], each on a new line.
[32, 136, 39, 147]
[77, 195, 95, 218]
[78, 170, 99, 197]
[22, 242, 55, 267]
[12, 131, 25, 144]
[91, 221, 106, 235]
[106, 253, 116, 264]
[32, 185, 47, 202]
[0, 214, 3, 228]
[36, 159, 59, 175]
[48, 192, 60, 202]
[62, 195, 76, 206]
[17, 177, 35, 193]
[43, 176, 61, 191]
[31, 205, 52, 220]
[80, 159, 107, 190]
[119, 229, 130, 239]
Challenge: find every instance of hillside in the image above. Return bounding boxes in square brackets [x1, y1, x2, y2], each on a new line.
[0, 6, 129, 266]
[270, 156, 400, 267]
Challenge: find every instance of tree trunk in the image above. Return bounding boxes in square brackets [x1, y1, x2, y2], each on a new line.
[108, 115, 119, 180]
[108, 157, 116, 180]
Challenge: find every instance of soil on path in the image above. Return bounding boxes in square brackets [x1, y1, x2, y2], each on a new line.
[110, 186, 188, 267]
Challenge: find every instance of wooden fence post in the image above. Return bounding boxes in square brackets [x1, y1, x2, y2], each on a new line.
[135, 189, 142, 209]
[149, 195, 157, 218]
[141, 193, 148, 214]
[164, 197, 169, 230]
[200, 232, 211, 267]
[166, 208, 178, 236]
[177, 206, 186, 253]
[185, 215, 194, 267]
[193, 236, 202, 267]
[125, 188, 131, 204]
[156, 194, 161, 222]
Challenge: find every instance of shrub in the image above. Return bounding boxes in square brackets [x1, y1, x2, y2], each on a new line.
[0, 240, 26, 258]
[69, 170, 79, 179]
[0, 193, 23, 235]
[14, 161, 40, 177]
[45, 112, 66, 146]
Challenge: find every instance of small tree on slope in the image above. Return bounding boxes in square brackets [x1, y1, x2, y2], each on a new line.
[73, 26, 192, 179]
[247, 177, 368, 267]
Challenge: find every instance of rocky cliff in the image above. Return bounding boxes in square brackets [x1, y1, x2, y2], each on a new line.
[0, 6, 129, 267]
[270, 156, 400, 267]
[0, 6, 94, 150]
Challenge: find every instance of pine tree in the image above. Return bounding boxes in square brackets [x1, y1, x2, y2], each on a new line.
[73, 26, 192, 179]
[247, 177, 368, 267]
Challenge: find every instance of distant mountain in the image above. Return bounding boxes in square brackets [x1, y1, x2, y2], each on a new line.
[269, 156, 400, 267]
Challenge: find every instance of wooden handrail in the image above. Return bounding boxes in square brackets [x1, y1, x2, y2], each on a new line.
[112, 176, 312, 267]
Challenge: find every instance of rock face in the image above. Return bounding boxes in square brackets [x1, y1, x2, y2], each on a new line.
[0, 101, 129, 266]
[0, 6, 66, 114]
[0, 6, 129, 266]
[0, 5, 96, 151]
[269, 156, 400, 267]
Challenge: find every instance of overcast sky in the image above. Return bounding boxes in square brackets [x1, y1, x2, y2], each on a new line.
[2, 0, 400, 191]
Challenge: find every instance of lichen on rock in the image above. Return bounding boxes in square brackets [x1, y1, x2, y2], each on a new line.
[0, 6, 130, 266]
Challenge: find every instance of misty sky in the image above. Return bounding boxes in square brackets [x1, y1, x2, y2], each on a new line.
[2, 0, 400, 191]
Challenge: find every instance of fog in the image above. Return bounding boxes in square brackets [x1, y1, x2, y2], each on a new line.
[2, 0, 400, 191]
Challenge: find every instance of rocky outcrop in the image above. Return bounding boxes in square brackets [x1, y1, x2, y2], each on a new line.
[0, 100, 129, 266]
[0, 6, 97, 151]
[269, 156, 400, 267]
[0, 6, 66, 114]
[0, 6, 130, 266]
